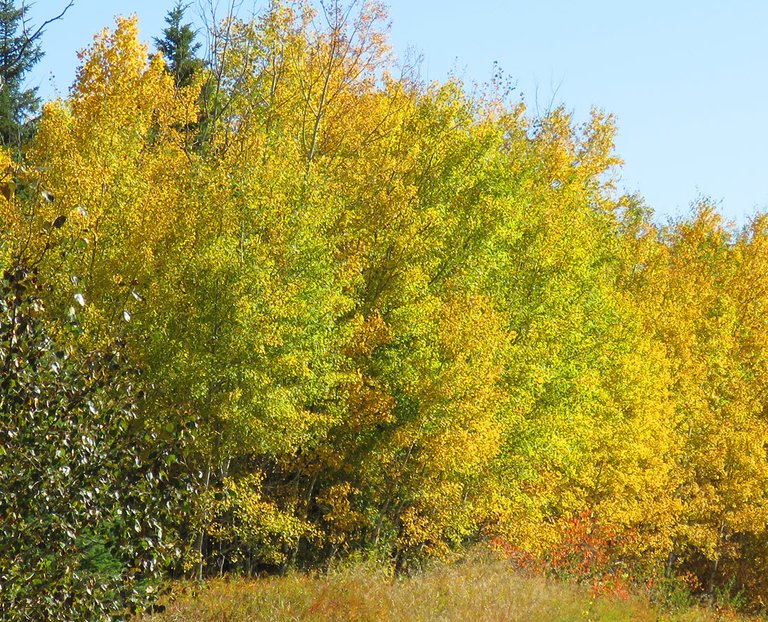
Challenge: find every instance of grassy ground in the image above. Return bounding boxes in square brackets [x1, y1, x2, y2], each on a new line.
[143, 556, 763, 622]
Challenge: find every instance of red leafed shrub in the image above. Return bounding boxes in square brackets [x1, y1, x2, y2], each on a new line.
[492, 512, 631, 599]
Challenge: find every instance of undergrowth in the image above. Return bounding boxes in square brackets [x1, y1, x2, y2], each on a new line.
[142, 549, 765, 622]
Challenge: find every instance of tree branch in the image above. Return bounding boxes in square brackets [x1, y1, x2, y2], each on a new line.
[12, 1, 74, 70]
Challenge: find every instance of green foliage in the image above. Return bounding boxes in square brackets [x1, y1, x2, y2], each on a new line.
[0, 0, 43, 147]
[154, 2, 202, 88]
[0, 265, 191, 620]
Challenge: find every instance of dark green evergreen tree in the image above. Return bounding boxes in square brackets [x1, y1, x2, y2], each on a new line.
[154, 1, 203, 88]
[0, 0, 42, 148]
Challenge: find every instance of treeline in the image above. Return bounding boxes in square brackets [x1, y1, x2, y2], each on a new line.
[2, 0, 768, 617]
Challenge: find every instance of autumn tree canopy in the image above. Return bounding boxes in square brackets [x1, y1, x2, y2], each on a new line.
[2, 0, 768, 612]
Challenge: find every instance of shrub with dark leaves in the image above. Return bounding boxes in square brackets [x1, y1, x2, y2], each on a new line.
[0, 266, 191, 621]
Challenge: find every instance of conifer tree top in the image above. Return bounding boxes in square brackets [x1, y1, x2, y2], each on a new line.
[154, 1, 202, 88]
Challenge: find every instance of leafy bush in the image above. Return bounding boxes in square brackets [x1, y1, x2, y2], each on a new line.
[492, 513, 634, 600]
[0, 265, 191, 620]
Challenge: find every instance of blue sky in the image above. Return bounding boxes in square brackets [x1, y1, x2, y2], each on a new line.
[27, 1, 768, 226]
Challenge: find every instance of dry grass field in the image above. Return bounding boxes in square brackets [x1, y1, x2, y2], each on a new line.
[142, 556, 764, 622]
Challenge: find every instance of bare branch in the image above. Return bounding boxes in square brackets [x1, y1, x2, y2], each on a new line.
[9, 1, 74, 73]
[21, 1, 74, 42]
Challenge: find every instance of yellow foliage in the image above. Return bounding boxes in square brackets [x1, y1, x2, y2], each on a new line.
[8, 1, 768, 601]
